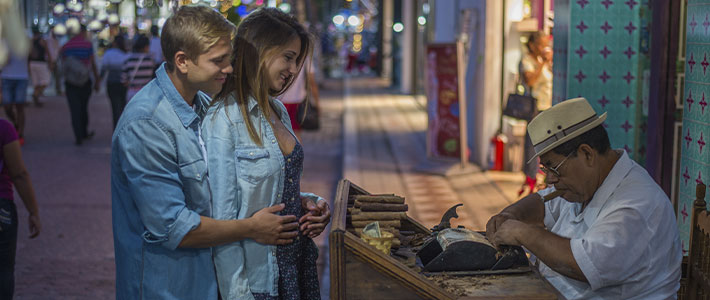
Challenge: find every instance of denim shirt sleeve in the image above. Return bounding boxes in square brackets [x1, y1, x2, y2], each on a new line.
[300, 192, 324, 203]
[115, 119, 202, 250]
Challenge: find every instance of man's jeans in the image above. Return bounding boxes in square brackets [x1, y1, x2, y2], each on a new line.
[0, 198, 17, 299]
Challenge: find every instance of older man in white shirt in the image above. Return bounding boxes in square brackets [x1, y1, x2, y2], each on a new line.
[486, 97, 681, 299]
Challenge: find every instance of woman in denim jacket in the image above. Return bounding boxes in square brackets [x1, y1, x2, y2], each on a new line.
[202, 8, 330, 300]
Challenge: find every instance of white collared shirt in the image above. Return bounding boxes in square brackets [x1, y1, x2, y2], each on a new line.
[537, 150, 681, 300]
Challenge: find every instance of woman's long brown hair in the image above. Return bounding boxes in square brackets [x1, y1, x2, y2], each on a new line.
[212, 7, 313, 146]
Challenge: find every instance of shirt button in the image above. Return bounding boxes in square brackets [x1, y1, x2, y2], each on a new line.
[291, 197, 295, 201]
[272, 139, 276, 143]
[289, 178, 293, 183]
[287, 158, 291, 162]
[278, 194, 282, 198]
[196, 174, 201, 179]
[249, 152, 254, 156]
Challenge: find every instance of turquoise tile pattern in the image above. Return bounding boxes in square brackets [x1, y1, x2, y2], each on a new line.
[678, 0, 710, 255]
[553, 0, 570, 105]
[565, 0, 648, 163]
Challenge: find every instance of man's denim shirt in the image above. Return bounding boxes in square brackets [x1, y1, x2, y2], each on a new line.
[111, 64, 216, 299]
[202, 94, 322, 299]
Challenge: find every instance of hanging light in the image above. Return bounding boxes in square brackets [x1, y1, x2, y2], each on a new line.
[108, 13, 120, 25]
[88, 20, 104, 31]
[53, 24, 68, 35]
[393, 22, 404, 32]
[97, 11, 108, 22]
[347, 15, 360, 26]
[136, 0, 155, 8]
[66, 18, 81, 34]
[278, 3, 290, 13]
[332, 15, 344, 26]
[53, 4, 66, 15]
[67, 1, 83, 12]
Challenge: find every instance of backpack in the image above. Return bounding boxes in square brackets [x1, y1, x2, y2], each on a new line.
[61, 55, 90, 86]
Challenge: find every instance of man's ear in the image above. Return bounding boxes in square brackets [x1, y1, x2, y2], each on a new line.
[579, 144, 596, 167]
[174, 51, 190, 74]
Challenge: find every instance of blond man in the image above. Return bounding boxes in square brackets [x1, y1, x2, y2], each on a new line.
[111, 6, 300, 299]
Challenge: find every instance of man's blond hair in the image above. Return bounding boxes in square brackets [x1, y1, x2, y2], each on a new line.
[161, 5, 236, 72]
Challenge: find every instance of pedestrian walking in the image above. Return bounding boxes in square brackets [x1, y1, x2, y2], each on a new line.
[46, 26, 64, 96]
[59, 24, 99, 145]
[1, 53, 30, 145]
[149, 24, 163, 69]
[121, 34, 154, 102]
[204, 8, 330, 300]
[0, 117, 41, 299]
[99, 35, 128, 129]
[28, 26, 52, 107]
[278, 58, 319, 140]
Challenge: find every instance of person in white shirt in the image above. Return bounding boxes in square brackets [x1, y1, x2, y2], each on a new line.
[486, 97, 681, 299]
[46, 27, 64, 96]
[99, 35, 128, 129]
[148, 25, 163, 68]
[278, 58, 317, 140]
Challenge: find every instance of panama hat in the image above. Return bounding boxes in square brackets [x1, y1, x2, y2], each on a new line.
[526, 97, 607, 164]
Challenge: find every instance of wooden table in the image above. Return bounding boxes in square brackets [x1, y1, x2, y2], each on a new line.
[329, 179, 559, 300]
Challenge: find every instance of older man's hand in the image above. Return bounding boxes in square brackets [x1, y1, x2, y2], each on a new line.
[491, 219, 529, 247]
[485, 212, 516, 246]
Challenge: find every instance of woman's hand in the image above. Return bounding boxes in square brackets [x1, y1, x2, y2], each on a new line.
[28, 213, 41, 238]
[299, 197, 331, 238]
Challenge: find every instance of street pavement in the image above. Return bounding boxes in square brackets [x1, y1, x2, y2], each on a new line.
[12, 89, 115, 299]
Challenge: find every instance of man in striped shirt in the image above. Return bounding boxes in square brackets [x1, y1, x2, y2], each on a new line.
[121, 34, 155, 101]
[60, 25, 99, 145]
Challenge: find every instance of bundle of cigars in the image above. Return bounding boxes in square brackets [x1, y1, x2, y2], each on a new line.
[346, 194, 409, 249]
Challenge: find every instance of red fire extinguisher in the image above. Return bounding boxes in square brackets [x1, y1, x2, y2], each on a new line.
[489, 134, 506, 171]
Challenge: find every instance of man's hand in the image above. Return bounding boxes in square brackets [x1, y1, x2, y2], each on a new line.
[485, 211, 516, 245]
[299, 197, 331, 239]
[28, 213, 41, 238]
[249, 203, 298, 245]
[491, 219, 528, 247]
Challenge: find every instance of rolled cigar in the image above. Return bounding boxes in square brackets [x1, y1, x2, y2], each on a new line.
[351, 220, 401, 228]
[355, 202, 409, 212]
[351, 212, 407, 221]
[399, 230, 416, 236]
[542, 190, 564, 202]
[391, 239, 401, 249]
[347, 208, 361, 215]
[354, 195, 405, 204]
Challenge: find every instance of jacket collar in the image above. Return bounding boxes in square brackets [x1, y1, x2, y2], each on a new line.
[155, 63, 209, 128]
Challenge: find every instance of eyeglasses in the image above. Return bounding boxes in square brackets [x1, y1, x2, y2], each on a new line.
[540, 151, 575, 178]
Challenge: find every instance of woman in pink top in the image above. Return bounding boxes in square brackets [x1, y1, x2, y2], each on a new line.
[0, 118, 41, 298]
